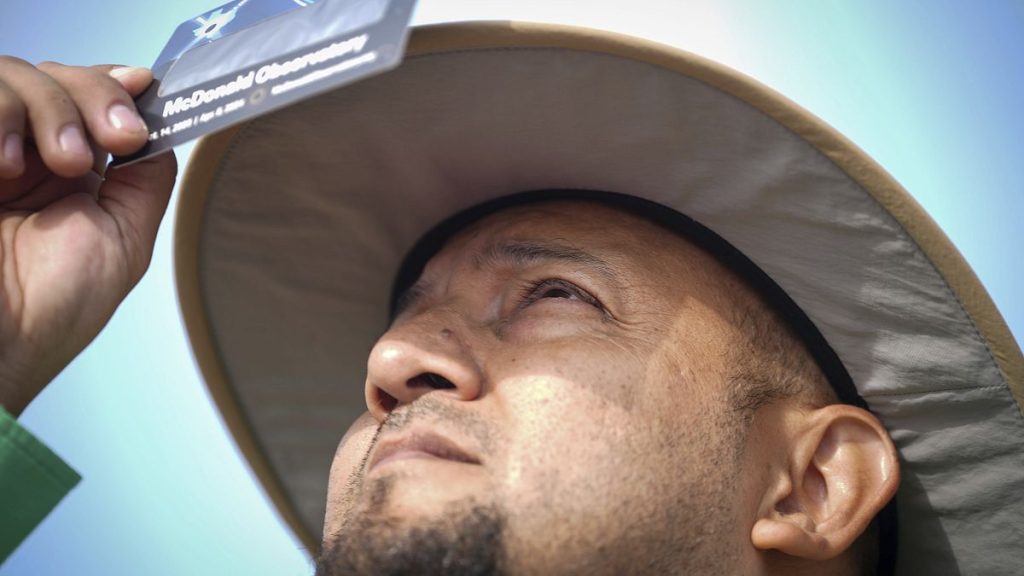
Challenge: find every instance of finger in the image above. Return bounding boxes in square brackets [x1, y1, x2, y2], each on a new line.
[92, 67, 153, 175]
[0, 146, 51, 204]
[0, 56, 92, 177]
[0, 78, 26, 178]
[98, 150, 177, 287]
[2, 168, 100, 211]
[39, 62, 148, 158]
[96, 65, 154, 98]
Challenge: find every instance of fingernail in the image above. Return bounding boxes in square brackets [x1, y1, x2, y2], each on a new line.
[109, 66, 144, 80]
[2, 133, 23, 167]
[58, 124, 90, 156]
[108, 103, 146, 133]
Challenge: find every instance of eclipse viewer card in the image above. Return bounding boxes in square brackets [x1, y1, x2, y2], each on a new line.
[115, 0, 416, 165]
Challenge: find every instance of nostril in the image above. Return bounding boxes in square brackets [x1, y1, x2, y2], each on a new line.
[374, 388, 398, 413]
[408, 372, 456, 390]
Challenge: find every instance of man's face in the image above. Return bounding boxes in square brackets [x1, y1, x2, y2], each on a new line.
[319, 201, 774, 575]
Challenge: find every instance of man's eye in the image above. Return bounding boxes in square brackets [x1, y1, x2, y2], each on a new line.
[519, 279, 603, 310]
[539, 286, 576, 299]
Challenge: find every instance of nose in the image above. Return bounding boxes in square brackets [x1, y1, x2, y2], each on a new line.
[364, 320, 484, 422]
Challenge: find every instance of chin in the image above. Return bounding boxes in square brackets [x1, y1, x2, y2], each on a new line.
[317, 494, 505, 573]
[361, 465, 490, 521]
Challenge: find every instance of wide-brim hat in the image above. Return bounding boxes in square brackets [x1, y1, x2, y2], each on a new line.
[174, 21, 1023, 574]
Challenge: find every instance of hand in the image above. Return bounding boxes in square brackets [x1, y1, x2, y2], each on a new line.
[0, 59, 177, 416]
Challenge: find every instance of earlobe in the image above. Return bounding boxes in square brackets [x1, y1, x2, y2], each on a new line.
[751, 404, 900, 561]
[751, 514, 831, 559]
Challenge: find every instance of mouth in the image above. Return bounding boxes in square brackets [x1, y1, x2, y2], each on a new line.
[368, 429, 481, 473]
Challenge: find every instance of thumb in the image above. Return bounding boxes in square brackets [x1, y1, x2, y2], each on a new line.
[98, 150, 177, 287]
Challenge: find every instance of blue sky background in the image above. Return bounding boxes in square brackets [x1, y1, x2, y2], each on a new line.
[0, 1, 1020, 574]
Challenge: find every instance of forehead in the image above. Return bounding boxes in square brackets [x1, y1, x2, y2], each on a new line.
[423, 200, 716, 278]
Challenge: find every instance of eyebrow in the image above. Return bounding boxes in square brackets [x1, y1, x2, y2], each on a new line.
[474, 241, 617, 281]
[393, 241, 619, 317]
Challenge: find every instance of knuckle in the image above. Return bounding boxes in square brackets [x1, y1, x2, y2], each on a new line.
[0, 55, 32, 70]
[82, 67, 123, 93]
[56, 66, 127, 105]
[43, 62, 102, 87]
[36, 61, 74, 80]
[34, 83, 75, 114]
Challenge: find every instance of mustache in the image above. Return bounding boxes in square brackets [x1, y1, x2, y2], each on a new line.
[358, 395, 493, 475]
[382, 395, 485, 434]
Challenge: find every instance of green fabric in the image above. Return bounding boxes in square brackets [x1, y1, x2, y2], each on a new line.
[0, 405, 80, 565]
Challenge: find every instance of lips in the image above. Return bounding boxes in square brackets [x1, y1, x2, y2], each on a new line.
[368, 429, 481, 473]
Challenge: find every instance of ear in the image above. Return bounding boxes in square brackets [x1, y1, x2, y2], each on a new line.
[750, 405, 900, 560]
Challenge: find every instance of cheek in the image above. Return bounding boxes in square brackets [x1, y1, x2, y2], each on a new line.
[491, 368, 686, 564]
[322, 412, 379, 536]
[500, 303, 609, 340]
[488, 337, 718, 506]
[489, 349, 652, 499]
[494, 335, 646, 412]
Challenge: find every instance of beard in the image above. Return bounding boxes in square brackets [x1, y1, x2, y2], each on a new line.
[316, 495, 505, 576]
[316, 394, 746, 576]
[316, 399, 506, 576]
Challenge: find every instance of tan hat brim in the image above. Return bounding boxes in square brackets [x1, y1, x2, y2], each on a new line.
[175, 21, 1024, 573]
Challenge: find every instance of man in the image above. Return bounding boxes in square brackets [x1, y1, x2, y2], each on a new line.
[1, 21, 1021, 575]
[313, 197, 899, 575]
